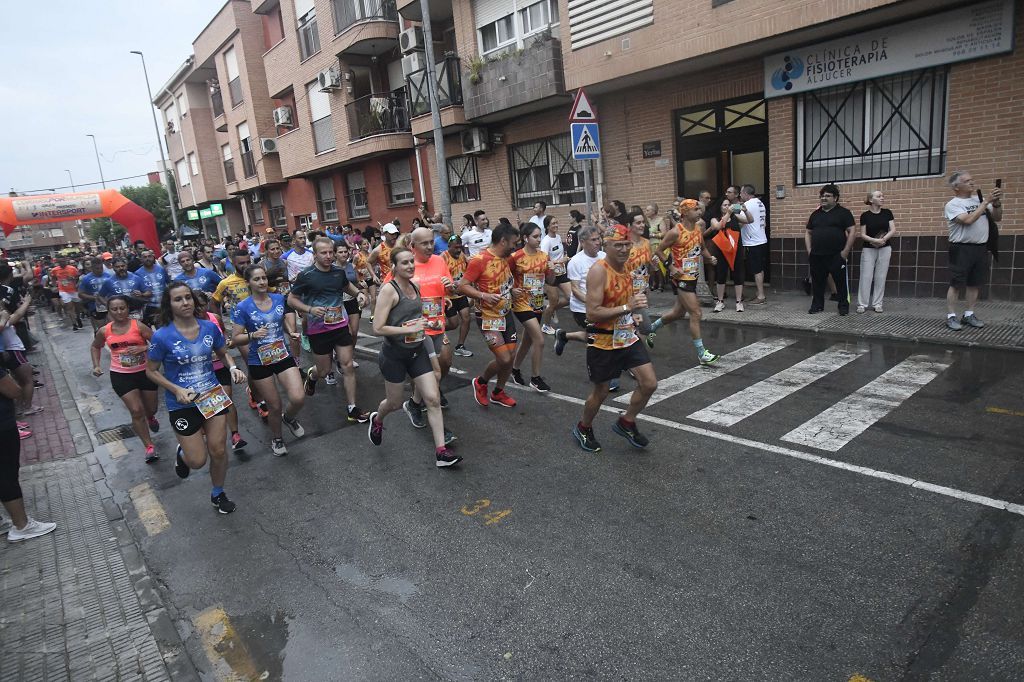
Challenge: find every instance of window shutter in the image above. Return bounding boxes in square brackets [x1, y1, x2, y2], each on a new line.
[306, 81, 331, 121]
[224, 46, 240, 80]
[568, 0, 653, 50]
[475, 0, 512, 28]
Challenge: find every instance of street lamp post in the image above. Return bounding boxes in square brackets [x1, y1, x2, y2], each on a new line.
[130, 49, 181, 239]
[85, 134, 106, 188]
[64, 169, 76, 192]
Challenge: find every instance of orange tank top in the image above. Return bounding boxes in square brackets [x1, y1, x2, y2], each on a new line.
[378, 241, 393, 278]
[105, 319, 148, 373]
[588, 260, 638, 351]
[670, 225, 703, 281]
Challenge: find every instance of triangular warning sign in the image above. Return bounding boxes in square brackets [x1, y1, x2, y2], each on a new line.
[575, 128, 598, 154]
[569, 89, 597, 123]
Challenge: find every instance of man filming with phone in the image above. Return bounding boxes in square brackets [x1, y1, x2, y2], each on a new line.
[943, 170, 1003, 331]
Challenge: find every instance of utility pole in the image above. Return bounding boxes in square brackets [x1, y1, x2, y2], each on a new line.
[418, 0, 451, 225]
[86, 135, 107, 188]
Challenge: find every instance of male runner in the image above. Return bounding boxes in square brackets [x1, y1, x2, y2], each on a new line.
[77, 257, 111, 332]
[98, 258, 151, 318]
[49, 256, 81, 330]
[368, 223, 400, 285]
[554, 225, 604, 355]
[442, 235, 473, 357]
[174, 249, 222, 294]
[134, 250, 167, 327]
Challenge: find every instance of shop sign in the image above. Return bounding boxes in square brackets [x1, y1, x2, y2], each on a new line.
[187, 210, 200, 220]
[209, 203, 224, 216]
[199, 208, 213, 219]
[642, 141, 662, 159]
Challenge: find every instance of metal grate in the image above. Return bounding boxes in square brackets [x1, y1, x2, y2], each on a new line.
[816, 315, 1024, 347]
[95, 425, 136, 444]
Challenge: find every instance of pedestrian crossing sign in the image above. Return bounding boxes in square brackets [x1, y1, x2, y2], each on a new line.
[571, 122, 601, 160]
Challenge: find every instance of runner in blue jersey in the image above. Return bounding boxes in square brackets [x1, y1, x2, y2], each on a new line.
[174, 249, 222, 293]
[99, 257, 151, 318]
[78, 256, 111, 332]
[135, 249, 167, 327]
[146, 281, 247, 514]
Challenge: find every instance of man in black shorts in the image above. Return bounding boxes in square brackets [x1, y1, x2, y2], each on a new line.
[943, 170, 1003, 330]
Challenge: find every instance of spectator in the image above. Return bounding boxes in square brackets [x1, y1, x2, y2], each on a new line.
[565, 209, 585, 258]
[735, 184, 768, 305]
[857, 190, 896, 314]
[805, 184, 855, 315]
[944, 170, 1002, 330]
[529, 201, 547, 230]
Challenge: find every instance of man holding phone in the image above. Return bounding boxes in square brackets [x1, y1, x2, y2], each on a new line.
[943, 171, 1003, 330]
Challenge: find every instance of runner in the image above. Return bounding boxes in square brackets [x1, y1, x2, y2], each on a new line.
[287, 237, 371, 423]
[194, 291, 248, 454]
[647, 199, 720, 365]
[146, 281, 246, 514]
[135, 249, 167, 327]
[174, 249, 222, 294]
[539, 216, 570, 335]
[230, 265, 305, 457]
[327, 242, 364, 385]
[99, 257, 152, 319]
[573, 224, 658, 452]
[624, 212, 657, 333]
[90, 295, 160, 462]
[284, 231, 314, 358]
[211, 249, 265, 419]
[368, 223, 400, 288]
[78, 257, 112, 332]
[368, 247, 461, 467]
[509, 222, 553, 392]
[457, 222, 518, 409]
[259, 239, 289, 294]
[442, 235, 473, 357]
[0, 264, 42, 416]
[49, 256, 81, 330]
[554, 225, 605, 355]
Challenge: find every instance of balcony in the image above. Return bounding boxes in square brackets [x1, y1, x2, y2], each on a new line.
[463, 32, 567, 122]
[312, 115, 336, 154]
[223, 159, 236, 184]
[241, 150, 256, 178]
[227, 76, 243, 108]
[346, 92, 410, 139]
[331, 0, 399, 56]
[211, 89, 224, 118]
[407, 55, 467, 138]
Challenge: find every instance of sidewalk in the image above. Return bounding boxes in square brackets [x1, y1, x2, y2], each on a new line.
[1, 313, 196, 681]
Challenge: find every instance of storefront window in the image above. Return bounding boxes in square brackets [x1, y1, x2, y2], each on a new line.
[509, 133, 591, 208]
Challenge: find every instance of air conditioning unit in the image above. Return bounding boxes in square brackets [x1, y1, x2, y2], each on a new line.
[461, 127, 490, 155]
[318, 68, 342, 92]
[272, 106, 293, 127]
[401, 52, 426, 77]
[399, 26, 424, 54]
[260, 137, 278, 154]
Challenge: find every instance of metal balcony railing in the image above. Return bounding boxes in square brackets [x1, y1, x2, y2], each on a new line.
[223, 159, 236, 184]
[211, 89, 224, 118]
[332, 0, 397, 35]
[406, 56, 463, 118]
[346, 91, 410, 140]
[241, 149, 256, 178]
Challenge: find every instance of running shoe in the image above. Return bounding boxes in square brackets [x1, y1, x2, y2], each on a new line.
[403, 399, 427, 429]
[147, 416, 160, 432]
[541, 324, 556, 335]
[490, 387, 516, 408]
[453, 344, 473, 357]
[22, 405, 44, 416]
[19, 428, 32, 440]
[962, 313, 985, 329]
[352, 360, 359, 369]
[735, 301, 744, 313]
[439, 392, 449, 409]
[33, 380, 44, 388]
[144, 444, 159, 464]
[473, 377, 489, 407]
[554, 329, 568, 357]
[645, 331, 657, 349]
[211, 492, 237, 514]
[0, 515, 10, 536]
[510, 368, 527, 386]
[324, 372, 337, 386]
[368, 413, 384, 446]
[282, 414, 305, 438]
[713, 300, 725, 313]
[608, 378, 620, 393]
[271, 438, 288, 457]
[347, 406, 370, 423]
[435, 448, 463, 468]
[612, 419, 649, 448]
[699, 350, 720, 366]
[246, 387, 258, 410]
[573, 424, 601, 452]
[7, 517, 57, 543]
[530, 376, 551, 393]
[174, 445, 189, 479]
[443, 427, 457, 446]
[256, 401, 270, 420]
[16, 421, 28, 429]
[231, 432, 247, 451]
[303, 367, 317, 396]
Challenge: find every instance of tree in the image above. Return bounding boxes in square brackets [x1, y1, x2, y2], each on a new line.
[118, 179, 186, 239]
[86, 217, 125, 246]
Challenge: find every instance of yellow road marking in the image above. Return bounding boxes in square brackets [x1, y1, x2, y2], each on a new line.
[81, 396, 104, 415]
[193, 607, 267, 682]
[129, 483, 169, 536]
[849, 675, 874, 682]
[986, 406, 1024, 417]
[106, 440, 128, 460]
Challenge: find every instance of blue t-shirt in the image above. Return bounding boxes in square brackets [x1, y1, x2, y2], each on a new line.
[175, 267, 222, 293]
[78, 272, 111, 312]
[100, 273, 150, 310]
[147, 319, 225, 412]
[231, 294, 291, 366]
[433, 234, 447, 255]
[135, 265, 167, 308]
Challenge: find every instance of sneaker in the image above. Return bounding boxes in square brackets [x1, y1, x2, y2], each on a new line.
[735, 301, 744, 313]
[510, 368, 527, 386]
[873, 305, 884, 313]
[530, 376, 551, 393]
[453, 344, 473, 357]
[573, 424, 602, 452]
[946, 315, 963, 331]
[7, 517, 57, 543]
[246, 387, 258, 410]
[271, 438, 288, 457]
[282, 414, 305, 438]
[961, 313, 985, 329]
[490, 387, 516, 408]
[147, 416, 160, 432]
[699, 350, 720, 365]
[612, 418, 649, 448]
[33, 380, 44, 388]
[19, 427, 32, 439]
[347, 406, 370, 423]
[144, 444, 158, 464]
[608, 378, 620, 393]
[838, 307, 849, 316]
[645, 332, 657, 349]
[175, 446, 190, 479]
[303, 367, 317, 396]
[211, 492, 237, 515]
[713, 300, 725, 313]
[856, 305, 866, 314]
[439, 392, 449, 409]
[403, 399, 427, 428]
[541, 324, 556, 335]
[554, 329, 568, 357]
[443, 427, 457, 446]
[16, 421, 28, 429]
[324, 372, 337, 386]
[21, 405, 44, 416]
[749, 297, 767, 305]
[231, 432, 248, 451]
[436, 448, 463, 468]
[368, 413, 384, 445]
[473, 377, 489, 407]
[0, 515, 11, 535]
[808, 307, 823, 314]
[256, 401, 270, 419]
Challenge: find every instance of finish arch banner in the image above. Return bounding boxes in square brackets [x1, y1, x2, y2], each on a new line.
[0, 189, 162, 255]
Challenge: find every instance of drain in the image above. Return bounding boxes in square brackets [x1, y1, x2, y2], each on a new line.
[95, 425, 136, 443]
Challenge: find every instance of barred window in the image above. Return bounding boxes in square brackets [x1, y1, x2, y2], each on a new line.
[509, 133, 590, 209]
[269, 190, 287, 229]
[797, 67, 947, 184]
[316, 177, 338, 223]
[346, 170, 369, 219]
[447, 156, 480, 203]
[385, 158, 415, 205]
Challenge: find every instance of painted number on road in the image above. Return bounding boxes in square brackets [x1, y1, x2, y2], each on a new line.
[461, 499, 512, 526]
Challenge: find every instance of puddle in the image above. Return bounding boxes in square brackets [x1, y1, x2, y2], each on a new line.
[194, 607, 290, 681]
[334, 562, 418, 602]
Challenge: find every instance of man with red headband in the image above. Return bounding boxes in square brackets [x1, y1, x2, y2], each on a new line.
[647, 199, 720, 365]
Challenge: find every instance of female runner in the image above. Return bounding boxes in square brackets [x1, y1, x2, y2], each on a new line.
[508, 223, 553, 392]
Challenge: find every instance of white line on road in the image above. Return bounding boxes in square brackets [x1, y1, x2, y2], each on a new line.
[781, 355, 952, 451]
[687, 345, 867, 426]
[616, 337, 797, 406]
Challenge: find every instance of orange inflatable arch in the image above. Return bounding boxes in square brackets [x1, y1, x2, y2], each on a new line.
[0, 189, 162, 255]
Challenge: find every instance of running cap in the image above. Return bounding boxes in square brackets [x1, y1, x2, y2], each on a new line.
[678, 198, 700, 212]
[382, 223, 400, 234]
[602, 224, 631, 242]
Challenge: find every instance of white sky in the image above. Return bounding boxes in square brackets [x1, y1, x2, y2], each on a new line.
[0, 1, 222, 196]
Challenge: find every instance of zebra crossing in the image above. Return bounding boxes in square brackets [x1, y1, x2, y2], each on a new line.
[616, 336, 953, 451]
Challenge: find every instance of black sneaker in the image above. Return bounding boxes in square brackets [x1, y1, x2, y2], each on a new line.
[211, 492, 236, 514]
[443, 427, 457, 446]
[303, 367, 317, 396]
[612, 419, 649, 448]
[554, 329, 568, 356]
[174, 446, 189, 479]
[573, 424, 602, 452]
[510, 368, 527, 386]
[435, 448, 463, 468]
[808, 306, 823, 314]
[530, 376, 550, 393]
[231, 432, 248, 451]
[368, 413, 384, 446]
[347, 405, 370, 423]
[439, 392, 449, 409]
[403, 399, 427, 428]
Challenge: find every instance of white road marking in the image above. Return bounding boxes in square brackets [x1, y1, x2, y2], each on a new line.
[538, 389, 1024, 517]
[781, 355, 952, 451]
[688, 345, 867, 426]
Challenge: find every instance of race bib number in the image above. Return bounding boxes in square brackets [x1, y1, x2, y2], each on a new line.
[323, 306, 344, 325]
[681, 257, 699, 280]
[257, 339, 288, 366]
[612, 313, 638, 349]
[129, 310, 143, 320]
[524, 274, 545, 311]
[118, 351, 145, 368]
[402, 319, 425, 344]
[195, 384, 232, 419]
[277, 281, 291, 295]
[481, 316, 506, 332]
[421, 298, 443, 320]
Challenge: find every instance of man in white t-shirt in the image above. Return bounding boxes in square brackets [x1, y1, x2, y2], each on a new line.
[529, 200, 547, 230]
[461, 212, 492, 258]
[735, 184, 768, 304]
[159, 239, 183, 280]
[554, 224, 605, 355]
[284, 229, 314, 281]
[943, 170, 1002, 330]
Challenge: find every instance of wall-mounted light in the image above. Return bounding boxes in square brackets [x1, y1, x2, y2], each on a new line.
[776, 184, 785, 199]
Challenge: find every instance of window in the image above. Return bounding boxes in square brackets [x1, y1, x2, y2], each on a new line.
[316, 177, 338, 223]
[164, 104, 178, 133]
[176, 92, 188, 118]
[175, 159, 190, 188]
[224, 46, 243, 107]
[509, 133, 591, 208]
[346, 170, 369, 219]
[222, 144, 235, 184]
[295, 0, 321, 61]
[306, 80, 334, 153]
[249, 191, 265, 226]
[188, 153, 199, 176]
[480, 14, 515, 54]
[238, 122, 257, 178]
[210, 84, 224, 118]
[797, 67, 947, 184]
[269, 190, 287, 229]
[519, 0, 558, 36]
[262, 5, 285, 50]
[297, 215, 314, 231]
[332, 0, 399, 34]
[447, 156, 480, 202]
[385, 158, 415, 205]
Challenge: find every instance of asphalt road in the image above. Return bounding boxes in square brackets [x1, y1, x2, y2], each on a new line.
[57, 310, 1024, 681]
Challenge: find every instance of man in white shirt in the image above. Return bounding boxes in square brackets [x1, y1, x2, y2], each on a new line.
[159, 239, 183, 280]
[943, 170, 1002, 330]
[529, 201, 547, 230]
[735, 184, 768, 304]
[284, 230, 314, 281]
[554, 224, 605, 355]
[461, 212, 492, 258]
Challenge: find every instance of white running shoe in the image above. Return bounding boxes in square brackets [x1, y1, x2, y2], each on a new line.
[7, 517, 57, 543]
[713, 300, 725, 313]
[324, 372, 337, 385]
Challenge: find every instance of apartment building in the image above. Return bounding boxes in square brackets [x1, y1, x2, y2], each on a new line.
[406, 0, 1022, 300]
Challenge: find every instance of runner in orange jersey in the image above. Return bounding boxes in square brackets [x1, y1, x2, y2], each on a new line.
[508, 222, 554, 392]
[442, 235, 473, 358]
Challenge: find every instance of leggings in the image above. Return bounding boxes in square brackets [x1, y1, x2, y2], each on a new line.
[0, 427, 21, 502]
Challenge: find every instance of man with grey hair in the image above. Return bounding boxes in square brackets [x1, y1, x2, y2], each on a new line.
[943, 170, 1002, 330]
[554, 224, 604, 354]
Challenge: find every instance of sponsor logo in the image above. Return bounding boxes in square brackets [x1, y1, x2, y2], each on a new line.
[770, 55, 803, 92]
[174, 418, 189, 431]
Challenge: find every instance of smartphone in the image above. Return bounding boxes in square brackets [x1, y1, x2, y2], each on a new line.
[996, 179, 1002, 188]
